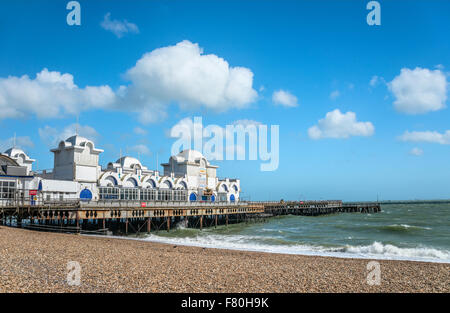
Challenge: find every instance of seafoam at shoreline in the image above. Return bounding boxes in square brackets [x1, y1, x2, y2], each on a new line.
[87, 233, 450, 264]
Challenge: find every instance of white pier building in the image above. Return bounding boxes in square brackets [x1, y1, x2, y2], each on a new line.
[0, 135, 240, 205]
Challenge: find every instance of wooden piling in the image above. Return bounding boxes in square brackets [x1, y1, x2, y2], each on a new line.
[76, 211, 79, 233]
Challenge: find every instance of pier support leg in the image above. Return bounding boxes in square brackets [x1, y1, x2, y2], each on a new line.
[76, 212, 80, 233]
[215, 215, 218, 228]
[226, 214, 228, 227]
[200, 215, 203, 230]
[147, 217, 151, 233]
[125, 218, 128, 234]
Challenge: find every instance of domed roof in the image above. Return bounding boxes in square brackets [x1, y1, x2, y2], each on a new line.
[116, 156, 143, 169]
[2, 147, 35, 163]
[52, 135, 103, 153]
[65, 135, 90, 147]
[4, 147, 27, 158]
[173, 149, 208, 165]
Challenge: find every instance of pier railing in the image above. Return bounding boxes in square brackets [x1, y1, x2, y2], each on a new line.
[0, 197, 245, 209]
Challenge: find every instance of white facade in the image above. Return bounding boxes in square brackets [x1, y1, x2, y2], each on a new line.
[2, 148, 35, 175]
[51, 135, 103, 183]
[0, 135, 241, 204]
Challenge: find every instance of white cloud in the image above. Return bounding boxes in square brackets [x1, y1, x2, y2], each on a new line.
[308, 109, 375, 140]
[133, 127, 147, 135]
[398, 130, 450, 145]
[0, 41, 257, 124]
[0, 68, 116, 119]
[369, 75, 387, 88]
[129, 144, 150, 155]
[409, 147, 424, 156]
[370, 75, 379, 87]
[38, 123, 99, 147]
[100, 13, 139, 38]
[0, 136, 34, 152]
[329, 90, 340, 100]
[272, 90, 298, 107]
[122, 40, 257, 123]
[388, 67, 448, 114]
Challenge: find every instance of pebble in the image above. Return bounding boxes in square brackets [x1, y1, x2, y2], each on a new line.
[0, 226, 448, 292]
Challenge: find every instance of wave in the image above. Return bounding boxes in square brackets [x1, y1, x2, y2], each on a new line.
[380, 224, 432, 232]
[334, 223, 432, 233]
[343, 241, 449, 261]
[96, 233, 450, 264]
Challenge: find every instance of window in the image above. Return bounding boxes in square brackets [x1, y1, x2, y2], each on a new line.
[141, 189, 157, 201]
[218, 193, 227, 202]
[120, 188, 138, 200]
[99, 187, 119, 200]
[173, 190, 187, 201]
[158, 189, 172, 201]
[0, 181, 16, 199]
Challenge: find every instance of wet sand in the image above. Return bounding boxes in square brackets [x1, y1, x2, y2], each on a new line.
[0, 226, 448, 293]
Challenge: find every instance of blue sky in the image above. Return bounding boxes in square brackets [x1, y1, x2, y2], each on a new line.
[1, 0, 450, 201]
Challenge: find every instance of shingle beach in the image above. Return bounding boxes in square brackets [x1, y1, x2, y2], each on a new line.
[0, 226, 448, 293]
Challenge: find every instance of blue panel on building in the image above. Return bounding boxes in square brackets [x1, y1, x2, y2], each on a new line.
[80, 189, 92, 201]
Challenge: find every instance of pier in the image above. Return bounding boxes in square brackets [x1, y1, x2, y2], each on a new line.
[0, 196, 381, 235]
[260, 200, 381, 216]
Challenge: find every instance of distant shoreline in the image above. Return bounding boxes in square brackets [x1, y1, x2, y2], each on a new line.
[1, 226, 448, 293]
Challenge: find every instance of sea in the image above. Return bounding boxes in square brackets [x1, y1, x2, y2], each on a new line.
[124, 203, 450, 263]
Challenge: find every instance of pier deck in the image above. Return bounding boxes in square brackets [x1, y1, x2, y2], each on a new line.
[0, 199, 381, 234]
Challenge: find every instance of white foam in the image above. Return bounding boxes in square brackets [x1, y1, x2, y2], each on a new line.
[343, 241, 449, 261]
[393, 224, 431, 230]
[90, 233, 450, 264]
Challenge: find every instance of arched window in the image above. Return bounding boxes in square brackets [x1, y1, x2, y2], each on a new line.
[80, 189, 92, 201]
[161, 180, 172, 189]
[219, 184, 228, 193]
[179, 181, 188, 190]
[230, 194, 235, 202]
[124, 177, 137, 188]
[105, 176, 118, 186]
[211, 195, 215, 202]
[189, 193, 197, 202]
